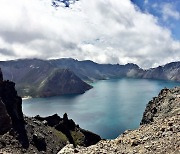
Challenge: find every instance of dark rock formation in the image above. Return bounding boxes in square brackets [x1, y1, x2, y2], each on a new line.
[32, 133, 47, 151]
[0, 68, 3, 81]
[0, 68, 28, 148]
[0, 69, 12, 134]
[141, 87, 180, 125]
[79, 128, 101, 146]
[0, 99, 12, 134]
[1, 81, 24, 128]
[35, 114, 62, 127]
[35, 113, 101, 147]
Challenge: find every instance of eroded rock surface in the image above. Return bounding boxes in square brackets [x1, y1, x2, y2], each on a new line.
[141, 87, 180, 124]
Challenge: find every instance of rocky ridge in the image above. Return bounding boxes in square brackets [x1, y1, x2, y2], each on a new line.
[0, 68, 100, 153]
[59, 87, 180, 154]
[0, 59, 179, 97]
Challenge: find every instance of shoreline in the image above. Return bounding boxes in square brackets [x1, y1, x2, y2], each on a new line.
[22, 96, 32, 100]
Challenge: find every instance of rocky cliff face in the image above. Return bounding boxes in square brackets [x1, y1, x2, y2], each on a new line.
[143, 62, 180, 81]
[141, 87, 180, 124]
[0, 68, 24, 136]
[0, 68, 12, 134]
[0, 99, 12, 135]
[59, 87, 180, 154]
[0, 68, 100, 153]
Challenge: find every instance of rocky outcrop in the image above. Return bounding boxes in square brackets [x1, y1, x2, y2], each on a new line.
[0, 68, 12, 134]
[1, 81, 24, 129]
[141, 87, 180, 124]
[35, 113, 101, 147]
[59, 87, 180, 154]
[0, 69, 24, 128]
[0, 68, 24, 136]
[0, 113, 101, 153]
[0, 68, 3, 81]
[0, 68, 28, 148]
[0, 99, 12, 134]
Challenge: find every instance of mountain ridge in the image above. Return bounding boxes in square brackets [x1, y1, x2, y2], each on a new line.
[0, 58, 179, 97]
[0, 59, 92, 97]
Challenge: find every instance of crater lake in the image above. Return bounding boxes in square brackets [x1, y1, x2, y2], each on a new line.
[22, 78, 180, 139]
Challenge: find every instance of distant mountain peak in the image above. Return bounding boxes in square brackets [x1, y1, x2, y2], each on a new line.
[125, 63, 140, 69]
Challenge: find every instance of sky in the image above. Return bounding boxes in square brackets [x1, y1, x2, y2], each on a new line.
[0, 0, 179, 68]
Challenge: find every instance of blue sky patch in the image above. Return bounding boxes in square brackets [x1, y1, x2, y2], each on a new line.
[131, 0, 180, 40]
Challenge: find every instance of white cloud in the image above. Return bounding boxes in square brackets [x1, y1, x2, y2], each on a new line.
[161, 3, 180, 21]
[0, 0, 179, 68]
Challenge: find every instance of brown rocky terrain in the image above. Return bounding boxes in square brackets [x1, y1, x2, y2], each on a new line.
[59, 87, 180, 154]
[0, 68, 100, 154]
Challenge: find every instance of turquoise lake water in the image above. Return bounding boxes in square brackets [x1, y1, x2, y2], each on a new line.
[22, 78, 180, 139]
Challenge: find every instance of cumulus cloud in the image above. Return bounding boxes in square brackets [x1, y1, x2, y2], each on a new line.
[0, 0, 179, 68]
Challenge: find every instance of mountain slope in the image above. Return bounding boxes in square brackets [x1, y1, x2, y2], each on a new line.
[143, 62, 180, 81]
[0, 59, 92, 97]
[37, 69, 92, 97]
[50, 59, 180, 82]
[49, 58, 144, 81]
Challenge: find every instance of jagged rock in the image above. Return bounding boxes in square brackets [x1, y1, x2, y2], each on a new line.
[0, 68, 28, 148]
[0, 80, 25, 132]
[79, 129, 101, 146]
[62, 113, 76, 130]
[32, 133, 46, 151]
[141, 87, 180, 125]
[0, 99, 12, 134]
[35, 113, 101, 147]
[35, 114, 62, 127]
[0, 68, 3, 82]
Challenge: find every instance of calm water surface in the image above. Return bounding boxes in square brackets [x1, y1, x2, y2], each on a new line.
[22, 78, 180, 139]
